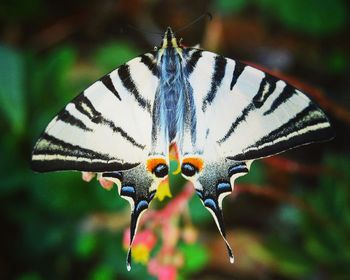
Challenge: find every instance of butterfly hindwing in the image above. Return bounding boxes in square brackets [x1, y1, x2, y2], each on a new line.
[102, 156, 168, 270]
[182, 156, 250, 262]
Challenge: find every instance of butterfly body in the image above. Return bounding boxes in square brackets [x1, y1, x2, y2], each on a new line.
[155, 27, 197, 155]
[31, 27, 334, 270]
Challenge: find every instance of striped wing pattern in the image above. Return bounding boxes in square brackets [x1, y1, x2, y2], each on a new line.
[31, 34, 334, 269]
[181, 49, 333, 261]
[188, 50, 333, 159]
[31, 53, 158, 172]
[31, 52, 167, 271]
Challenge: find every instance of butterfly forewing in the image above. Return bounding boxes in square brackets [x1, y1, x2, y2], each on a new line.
[31, 53, 159, 172]
[187, 50, 334, 161]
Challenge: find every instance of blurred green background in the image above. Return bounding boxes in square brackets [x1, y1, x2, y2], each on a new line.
[0, 0, 349, 279]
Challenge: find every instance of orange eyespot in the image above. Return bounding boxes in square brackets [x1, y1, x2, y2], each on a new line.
[182, 157, 204, 172]
[146, 158, 167, 176]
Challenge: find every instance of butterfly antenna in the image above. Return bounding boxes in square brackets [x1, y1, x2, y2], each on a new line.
[174, 12, 212, 34]
[123, 24, 163, 35]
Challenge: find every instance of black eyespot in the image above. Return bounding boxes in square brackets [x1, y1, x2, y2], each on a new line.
[153, 164, 168, 178]
[181, 163, 198, 177]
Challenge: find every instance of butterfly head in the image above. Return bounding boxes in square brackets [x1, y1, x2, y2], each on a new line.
[160, 26, 179, 49]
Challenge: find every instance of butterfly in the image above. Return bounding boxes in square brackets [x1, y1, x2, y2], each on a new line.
[31, 26, 334, 270]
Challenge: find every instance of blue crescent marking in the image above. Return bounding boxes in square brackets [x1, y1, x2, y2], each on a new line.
[136, 200, 149, 213]
[217, 182, 231, 193]
[228, 164, 248, 176]
[204, 198, 217, 210]
[121, 185, 135, 196]
[196, 190, 203, 199]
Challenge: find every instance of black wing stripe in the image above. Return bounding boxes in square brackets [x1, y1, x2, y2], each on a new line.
[140, 53, 158, 76]
[31, 159, 138, 172]
[33, 133, 111, 159]
[74, 94, 98, 119]
[230, 104, 334, 160]
[230, 62, 246, 90]
[118, 64, 152, 114]
[252, 104, 330, 147]
[185, 49, 202, 75]
[73, 94, 145, 149]
[219, 75, 289, 144]
[263, 84, 295, 115]
[218, 104, 255, 144]
[102, 172, 123, 181]
[101, 118, 145, 149]
[252, 75, 279, 108]
[31, 133, 139, 172]
[202, 55, 227, 111]
[56, 109, 92, 132]
[232, 127, 333, 161]
[31, 134, 139, 172]
[100, 75, 122, 101]
[185, 80, 197, 145]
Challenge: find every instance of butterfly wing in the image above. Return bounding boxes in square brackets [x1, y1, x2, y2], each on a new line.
[31, 52, 167, 270]
[181, 49, 334, 261]
[31, 53, 158, 172]
[187, 50, 333, 159]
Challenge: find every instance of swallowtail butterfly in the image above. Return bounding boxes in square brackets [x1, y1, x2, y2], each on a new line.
[31, 27, 334, 270]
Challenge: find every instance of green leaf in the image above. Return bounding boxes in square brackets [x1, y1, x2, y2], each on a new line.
[255, 0, 348, 36]
[28, 46, 77, 108]
[30, 172, 126, 215]
[237, 160, 266, 185]
[169, 160, 187, 195]
[267, 238, 313, 277]
[266, 153, 350, 278]
[0, 45, 25, 134]
[216, 0, 248, 14]
[16, 272, 42, 280]
[189, 195, 211, 224]
[75, 232, 98, 259]
[304, 234, 333, 263]
[328, 51, 348, 74]
[179, 242, 209, 273]
[30, 172, 94, 214]
[93, 41, 140, 73]
[42, 47, 77, 101]
[89, 264, 115, 280]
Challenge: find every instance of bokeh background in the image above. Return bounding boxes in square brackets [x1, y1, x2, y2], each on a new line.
[1, 0, 349, 279]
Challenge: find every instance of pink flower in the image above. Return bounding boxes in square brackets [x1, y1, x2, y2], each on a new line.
[123, 229, 157, 264]
[81, 172, 114, 190]
[148, 258, 177, 280]
[81, 172, 96, 182]
[98, 177, 114, 190]
[123, 229, 157, 249]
